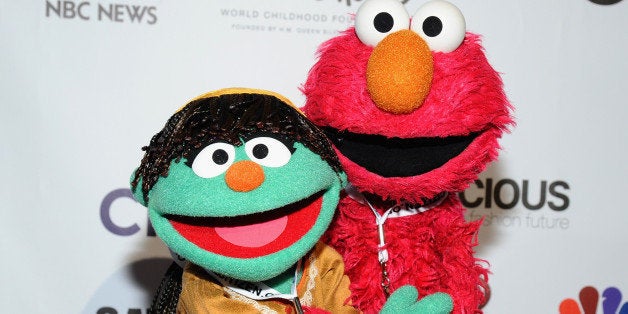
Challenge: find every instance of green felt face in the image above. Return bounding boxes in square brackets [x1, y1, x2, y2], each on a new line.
[134, 138, 345, 282]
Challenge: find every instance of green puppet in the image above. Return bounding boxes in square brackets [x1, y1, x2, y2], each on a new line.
[130, 88, 453, 313]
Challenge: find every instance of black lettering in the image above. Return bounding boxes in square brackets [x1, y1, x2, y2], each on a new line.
[459, 179, 484, 208]
[462, 178, 571, 211]
[146, 7, 157, 25]
[114, 4, 124, 22]
[46, 1, 90, 20]
[46, 1, 62, 17]
[127, 309, 141, 314]
[548, 181, 570, 211]
[521, 180, 546, 210]
[126, 5, 147, 23]
[63, 1, 76, 18]
[494, 179, 519, 209]
[78, 2, 90, 20]
[485, 178, 493, 208]
[251, 286, 262, 296]
[98, 4, 125, 22]
[97, 307, 117, 314]
[98, 4, 113, 21]
[100, 189, 140, 236]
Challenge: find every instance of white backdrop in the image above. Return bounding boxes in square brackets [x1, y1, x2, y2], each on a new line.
[1, 0, 627, 313]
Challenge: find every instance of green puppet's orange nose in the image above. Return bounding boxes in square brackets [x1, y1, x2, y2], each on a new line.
[366, 29, 433, 115]
[225, 160, 265, 192]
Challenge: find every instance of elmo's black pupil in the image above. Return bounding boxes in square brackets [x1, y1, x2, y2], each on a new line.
[374, 12, 394, 33]
[212, 149, 229, 165]
[423, 16, 443, 37]
[253, 144, 269, 159]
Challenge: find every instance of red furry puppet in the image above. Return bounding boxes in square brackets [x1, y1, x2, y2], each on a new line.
[302, 0, 513, 313]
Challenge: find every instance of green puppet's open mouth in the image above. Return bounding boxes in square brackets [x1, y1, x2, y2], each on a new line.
[166, 192, 324, 259]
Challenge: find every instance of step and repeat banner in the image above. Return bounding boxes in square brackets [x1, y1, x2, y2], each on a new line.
[1, 0, 626, 313]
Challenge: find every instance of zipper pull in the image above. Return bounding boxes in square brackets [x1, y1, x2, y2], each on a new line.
[292, 296, 304, 314]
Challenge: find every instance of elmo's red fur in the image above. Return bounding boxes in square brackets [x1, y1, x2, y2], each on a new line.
[302, 26, 513, 313]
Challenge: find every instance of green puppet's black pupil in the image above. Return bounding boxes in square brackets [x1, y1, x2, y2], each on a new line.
[212, 149, 229, 165]
[374, 12, 394, 33]
[252, 144, 269, 159]
[423, 16, 443, 37]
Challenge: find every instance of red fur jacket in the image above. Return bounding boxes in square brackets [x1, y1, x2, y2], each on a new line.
[325, 190, 488, 314]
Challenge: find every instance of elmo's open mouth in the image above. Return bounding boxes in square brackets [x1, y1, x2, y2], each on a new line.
[324, 127, 479, 178]
[167, 192, 323, 258]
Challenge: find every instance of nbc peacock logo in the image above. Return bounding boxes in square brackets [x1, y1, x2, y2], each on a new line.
[560, 286, 628, 314]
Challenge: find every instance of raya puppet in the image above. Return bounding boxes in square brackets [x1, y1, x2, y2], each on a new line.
[130, 88, 454, 313]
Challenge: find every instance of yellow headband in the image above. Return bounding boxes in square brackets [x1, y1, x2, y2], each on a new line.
[178, 87, 302, 114]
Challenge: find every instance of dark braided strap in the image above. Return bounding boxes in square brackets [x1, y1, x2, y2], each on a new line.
[149, 262, 183, 314]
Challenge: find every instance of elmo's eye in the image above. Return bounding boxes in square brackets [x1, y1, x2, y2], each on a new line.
[355, 0, 410, 47]
[411, 0, 466, 53]
[191, 142, 235, 178]
[245, 137, 292, 168]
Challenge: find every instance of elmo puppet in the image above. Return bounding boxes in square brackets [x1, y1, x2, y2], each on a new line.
[302, 0, 513, 313]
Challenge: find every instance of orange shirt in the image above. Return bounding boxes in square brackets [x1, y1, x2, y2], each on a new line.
[177, 242, 358, 314]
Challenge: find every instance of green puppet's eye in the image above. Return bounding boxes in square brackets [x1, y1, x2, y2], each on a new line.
[244, 137, 292, 168]
[191, 142, 236, 178]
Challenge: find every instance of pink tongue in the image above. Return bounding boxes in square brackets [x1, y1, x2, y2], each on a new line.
[215, 216, 288, 248]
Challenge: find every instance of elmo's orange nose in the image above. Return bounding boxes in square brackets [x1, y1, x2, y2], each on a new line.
[225, 160, 265, 192]
[366, 30, 433, 114]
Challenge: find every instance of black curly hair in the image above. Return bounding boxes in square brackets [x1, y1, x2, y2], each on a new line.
[131, 92, 342, 204]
